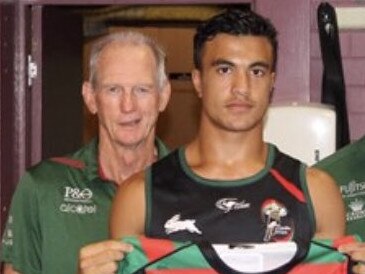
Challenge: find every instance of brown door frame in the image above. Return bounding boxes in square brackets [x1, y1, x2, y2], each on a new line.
[0, 1, 33, 234]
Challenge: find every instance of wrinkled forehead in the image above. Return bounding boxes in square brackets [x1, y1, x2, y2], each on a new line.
[95, 42, 158, 84]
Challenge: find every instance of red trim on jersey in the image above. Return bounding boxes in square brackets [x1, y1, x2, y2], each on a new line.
[98, 164, 107, 180]
[333, 235, 358, 248]
[270, 169, 306, 203]
[147, 270, 218, 274]
[50, 157, 85, 169]
[140, 236, 175, 262]
[289, 262, 348, 273]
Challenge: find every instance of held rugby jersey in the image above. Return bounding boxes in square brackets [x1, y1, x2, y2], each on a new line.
[118, 235, 359, 274]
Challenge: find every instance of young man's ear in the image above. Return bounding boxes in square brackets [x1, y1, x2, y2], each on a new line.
[82, 82, 97, 115]
[191, 69, 203, 98]
[158, 81, 172, 112]
[270, 72, 276, 89]
[269, 72, 276, 102]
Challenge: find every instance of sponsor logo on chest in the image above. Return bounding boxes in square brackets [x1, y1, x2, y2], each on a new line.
[340, 180, 365, 222]
[215, 198, 251, 213]
[347, 198, 365, 222]
[2, 215, 13, 246]
[60, 187, 97, 214]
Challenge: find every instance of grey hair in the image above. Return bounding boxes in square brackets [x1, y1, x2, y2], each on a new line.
[88, 30, 168, 90]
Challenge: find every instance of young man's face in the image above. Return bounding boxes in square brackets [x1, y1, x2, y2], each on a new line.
[192, 33, 275, 133]
[83, 42, 170, 148]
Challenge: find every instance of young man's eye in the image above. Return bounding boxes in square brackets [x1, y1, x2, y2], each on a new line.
[217, 66, 232, 74]
[251, 68, 266, 77]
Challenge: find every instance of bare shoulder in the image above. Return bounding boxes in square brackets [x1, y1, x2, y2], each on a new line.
[306, 167, 345, 238]
[110, 171, 146, 239]
[118, 171, 146, 196]
[306, 166, 338, 189]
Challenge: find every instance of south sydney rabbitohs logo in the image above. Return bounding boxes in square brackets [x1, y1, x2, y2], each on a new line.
[261, 199, 293, 242]
[215, 198, 250, 213]
[164, 214, 202, 235]
[60, 187, 97, 214]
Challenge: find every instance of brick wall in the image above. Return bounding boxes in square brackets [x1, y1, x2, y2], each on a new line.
[310, 0, 365, 141]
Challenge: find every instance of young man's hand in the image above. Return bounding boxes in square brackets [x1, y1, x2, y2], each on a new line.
[339, 242, 365, 274]
[78, 240, 133, 274]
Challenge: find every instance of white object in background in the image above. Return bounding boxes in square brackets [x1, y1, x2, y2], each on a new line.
[335, 7, 365, 30]
[263, 102, 336, 166]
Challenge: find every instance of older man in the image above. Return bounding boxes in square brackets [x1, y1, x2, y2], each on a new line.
[1, 30, 171, 274]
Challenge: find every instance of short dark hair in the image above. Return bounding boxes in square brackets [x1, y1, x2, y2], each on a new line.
[193, 9, 278, 71]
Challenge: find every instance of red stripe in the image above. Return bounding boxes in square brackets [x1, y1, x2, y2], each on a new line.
[270, 169, 305, 203]
[51, 157, 85, 169]
[140, 236, 175, 262]
[147, 270, 218, 274]
[147, 264, 346, 274]
[333, 234, 358, 248]
[288, 262, 347, 273]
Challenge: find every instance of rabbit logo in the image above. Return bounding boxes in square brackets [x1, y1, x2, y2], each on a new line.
[164, 214, 202, 235]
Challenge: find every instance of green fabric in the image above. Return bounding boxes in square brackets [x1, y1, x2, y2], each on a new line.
[1, 138, 169, 274]
[118, 236, 211, 274]
[118, 236, 359, 274]
[305, 239, 348, 264]
[315, 136, 365, 239]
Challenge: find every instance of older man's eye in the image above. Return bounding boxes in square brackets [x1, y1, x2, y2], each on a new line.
[134, 86, 152, 93]
[105, 86, 121, 93]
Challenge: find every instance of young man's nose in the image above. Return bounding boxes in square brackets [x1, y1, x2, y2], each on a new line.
[232, 72, 249, 97]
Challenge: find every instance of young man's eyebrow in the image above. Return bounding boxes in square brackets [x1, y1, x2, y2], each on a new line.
[211, 59, 271, 70]
[249, 61, 271, 70]
[211, 58, 235, 67]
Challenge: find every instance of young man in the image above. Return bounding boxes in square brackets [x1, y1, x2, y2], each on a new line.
[1, 31, 171, 274]
[110, 8, 346, 271]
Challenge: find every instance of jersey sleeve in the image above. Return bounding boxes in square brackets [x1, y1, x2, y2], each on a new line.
[1, 171, 42, 274]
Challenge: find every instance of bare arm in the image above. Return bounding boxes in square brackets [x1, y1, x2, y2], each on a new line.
[3, 264, 21, 274]
[110, 171, 146, 239]
[306, 167, 345, 239]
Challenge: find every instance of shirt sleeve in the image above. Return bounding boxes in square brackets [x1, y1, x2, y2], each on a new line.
[1, 171, 42, 274]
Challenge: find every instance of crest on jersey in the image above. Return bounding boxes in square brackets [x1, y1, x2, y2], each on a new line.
[261, 199, 294, 242]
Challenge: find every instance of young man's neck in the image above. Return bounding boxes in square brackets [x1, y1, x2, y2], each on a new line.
[196, 120, 265, 158]
[98, 136, 157, 185]
[186, 122, 268, 180]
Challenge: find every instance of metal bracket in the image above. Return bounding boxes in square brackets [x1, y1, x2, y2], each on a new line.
[27, 55, 38, 87]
